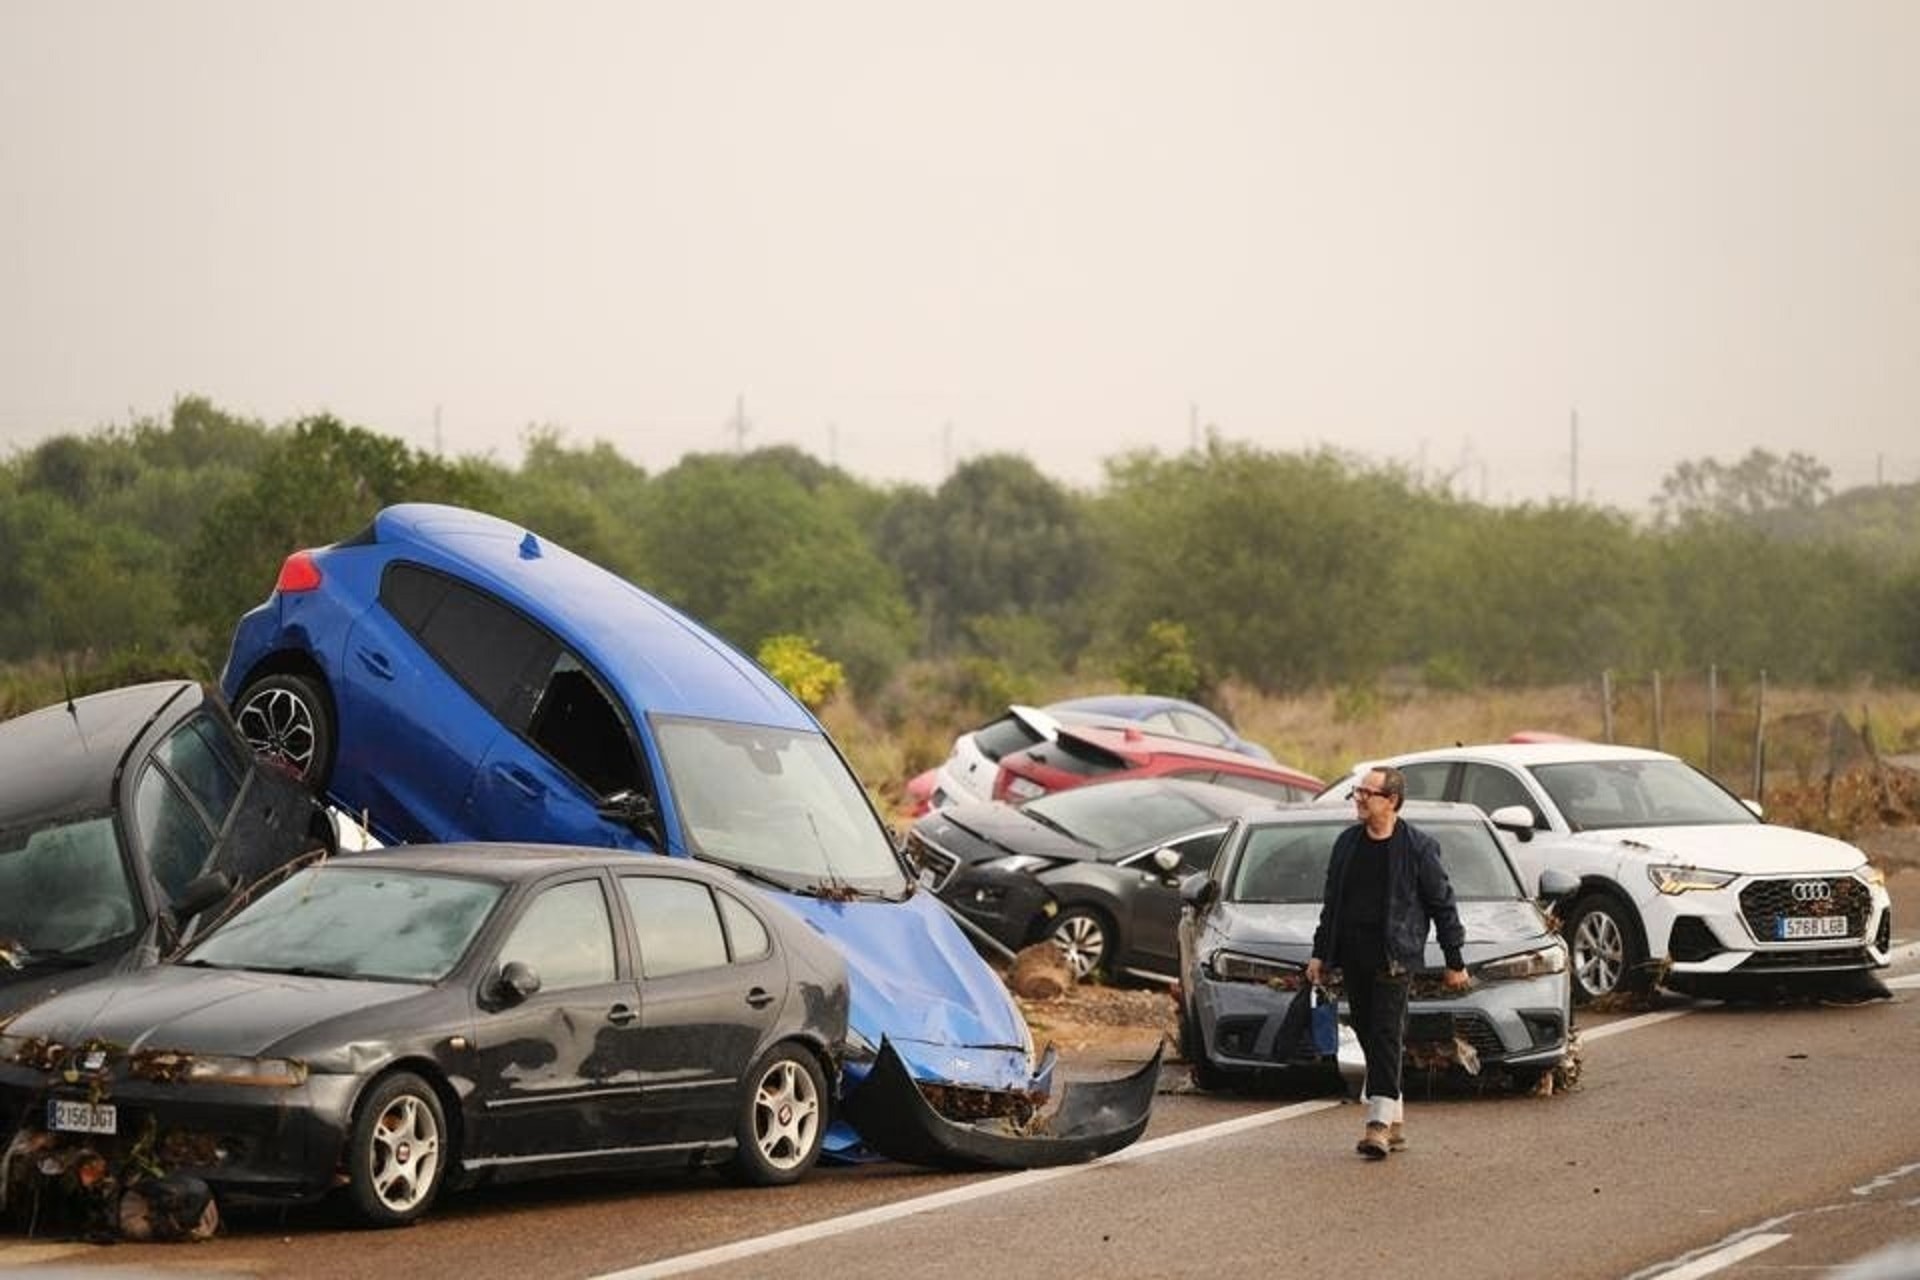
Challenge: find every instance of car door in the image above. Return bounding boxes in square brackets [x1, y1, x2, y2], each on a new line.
[1118, 824, 1235, 971]
[467, 650, 654, 851]
[619, 873, 785, 1145]
[466, 872, 648, 1162]
[337, 564, 531, 843]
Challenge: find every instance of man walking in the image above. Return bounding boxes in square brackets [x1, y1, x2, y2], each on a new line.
[1304, 765, 1469, 1159]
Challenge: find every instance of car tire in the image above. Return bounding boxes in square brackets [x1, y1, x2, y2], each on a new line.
[1179, 1005, 1232, 1092]
[725, 1044, 827, 1187]
[1565, 891, 1651, 1003]
[1047, 905, 1115, 981]
[346, 1072, 448, 1228]
[234, 672, 335, 791]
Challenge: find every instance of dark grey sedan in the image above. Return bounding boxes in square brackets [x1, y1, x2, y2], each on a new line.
[905, 778, 1276, 981]
[0, 845, 849, 1227]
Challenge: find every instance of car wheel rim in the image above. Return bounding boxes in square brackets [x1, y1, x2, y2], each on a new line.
[1573, 911, 1624, 996]
[1050, 916, 1105, 979]
[237, 687, 317, 777]
[753, 1059, 819, 1171]
[369, 1093, 440, 1212]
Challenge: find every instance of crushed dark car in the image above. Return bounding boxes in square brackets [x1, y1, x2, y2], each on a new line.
[0, 845, 849, 1229]
[0, 680, 333, 1021]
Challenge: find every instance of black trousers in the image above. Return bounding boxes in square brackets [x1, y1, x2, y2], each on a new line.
[1343, 956, 1411, 1105]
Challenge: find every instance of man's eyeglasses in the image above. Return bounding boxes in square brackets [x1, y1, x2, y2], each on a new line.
[1349, 786, 1387, 801]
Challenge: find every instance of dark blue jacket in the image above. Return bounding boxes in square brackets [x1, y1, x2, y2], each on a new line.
[1310, 818, 1467, 974]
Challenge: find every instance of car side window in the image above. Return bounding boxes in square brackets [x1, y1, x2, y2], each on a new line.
[1165, 709, 1228, 747]
[524, 653, 643, 797]
[498, 879, 618, 991]
[1459, 764, 1543, 828]
[380, 564, 559, 727]
[1161, 829, 1228, 875]
[715, 888, 771, 961]
[1203, 771, 1310, 803]
[620, 876, 730, 978]
[131, 766, 216, 901]
[1398, 762, 1452, 802]
[153, 714, 245, 830]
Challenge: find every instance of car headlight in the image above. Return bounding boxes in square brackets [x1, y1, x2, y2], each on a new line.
[1647, 864, 1737, 895]
[129, 1051, 309, 1087]
[1475, 943, 1568, 983]
[982, 854, 1060, 875]
[1205, 950, 1305, 988]
[1861, 864, 1886, 888]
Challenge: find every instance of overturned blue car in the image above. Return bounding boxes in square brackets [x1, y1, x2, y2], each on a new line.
[219, 503, 1154, 1168]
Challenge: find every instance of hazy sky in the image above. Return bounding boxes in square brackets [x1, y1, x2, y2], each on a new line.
[4, 2, 1917, 511]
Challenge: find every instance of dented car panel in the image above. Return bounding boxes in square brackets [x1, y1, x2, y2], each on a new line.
[0, 845, 849, 1223]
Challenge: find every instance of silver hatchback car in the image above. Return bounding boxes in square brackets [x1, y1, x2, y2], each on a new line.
[1177, 801, 1576, 1092]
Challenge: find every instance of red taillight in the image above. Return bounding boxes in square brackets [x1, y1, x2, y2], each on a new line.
[275, 550, 323, 593]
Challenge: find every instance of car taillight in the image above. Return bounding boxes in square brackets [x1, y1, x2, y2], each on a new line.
[275, 550, 323, 593]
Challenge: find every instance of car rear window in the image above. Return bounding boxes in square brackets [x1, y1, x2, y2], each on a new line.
[1021, 735, 1127, 779]
[972, 714, 1049, 763]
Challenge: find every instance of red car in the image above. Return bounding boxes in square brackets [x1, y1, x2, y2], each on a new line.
[991, 722, 1322, 805]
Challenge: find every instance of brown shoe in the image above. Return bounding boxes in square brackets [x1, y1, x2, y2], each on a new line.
[1388, 1122, 1406, 1151]
[1356, 1123, 1390, 1160]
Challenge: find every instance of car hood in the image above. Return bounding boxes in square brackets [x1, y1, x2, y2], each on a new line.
[1566, 823, 1868, 874]
[778, 890, 1033, 1082]
[1216, 900, 1555, 963]
[918, 804, 1089, 865]
[3, 964, 424, 1057]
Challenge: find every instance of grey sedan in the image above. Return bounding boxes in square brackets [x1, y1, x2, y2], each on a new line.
[1177, 801, 1576, 1092]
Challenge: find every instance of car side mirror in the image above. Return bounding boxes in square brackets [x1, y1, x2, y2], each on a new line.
[171, 870, 236, 921]
[1487, 804, 1538, 842]
[1150, 847, 1183, 880]
[1742, 799, 1764, 819]
[595, 789, 663, 846]
[1180, 871, 1217, 911]
[1537, 867, 1579, 904]
[496, 960, 542, 1004]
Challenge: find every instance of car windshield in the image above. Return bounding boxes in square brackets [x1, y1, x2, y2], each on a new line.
[1227, 818, 1523, 903]
[1022, 785, 1228, 850]
[0, 815, 141, 956]
[654, 715, 906, 895]
[1528, 758, 1758, 831]
[186, 865, 504, 982]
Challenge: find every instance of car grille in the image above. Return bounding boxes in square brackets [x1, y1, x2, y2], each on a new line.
[1738, 875, 1871, 942]
[1407, 1012, 1505, 1060]
[904, 832, 960, 891]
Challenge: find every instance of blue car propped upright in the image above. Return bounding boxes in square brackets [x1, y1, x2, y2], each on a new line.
[219, 503, 1155, 1167]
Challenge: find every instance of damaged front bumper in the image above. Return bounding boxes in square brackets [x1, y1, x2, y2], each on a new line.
[838, 1038, 1159, 1170]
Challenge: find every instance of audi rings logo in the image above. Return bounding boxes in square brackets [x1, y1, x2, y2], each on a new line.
[1789, 880, 1833, 903]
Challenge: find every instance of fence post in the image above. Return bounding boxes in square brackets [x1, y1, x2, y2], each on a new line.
[1601, 669, 1615, 743]
[1651, 670, 1663, 751]
[1750, 669, 1766, 804]
[1707, 664, 1718, 774]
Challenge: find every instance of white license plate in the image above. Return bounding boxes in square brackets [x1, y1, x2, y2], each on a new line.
[1777, 915, 1849, 940]
[47, 1098, 117, 1136]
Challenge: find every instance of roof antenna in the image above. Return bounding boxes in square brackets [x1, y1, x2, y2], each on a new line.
[61, 653, 77, 716]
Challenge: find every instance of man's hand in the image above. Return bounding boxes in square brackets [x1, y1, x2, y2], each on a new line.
[1441, 966, 1470, 991]
[1305, 957, 1326, 987]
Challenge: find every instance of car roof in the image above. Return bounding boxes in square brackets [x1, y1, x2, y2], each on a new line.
[1373, 742, 1678, 769]
[322, 841, 743, 884]
[373, 504, 813, 731]
[1048, 694, 1224, 723]
[0, 680, 198, 825]
[1240, 799, 1493, 827]
[1051, 721, 1321, 785]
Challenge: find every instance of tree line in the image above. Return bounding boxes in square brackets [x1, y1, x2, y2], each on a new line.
[3, 397, 1917, 712]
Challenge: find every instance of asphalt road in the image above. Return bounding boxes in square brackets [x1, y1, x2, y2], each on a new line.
[6, 887, 1919, 1280]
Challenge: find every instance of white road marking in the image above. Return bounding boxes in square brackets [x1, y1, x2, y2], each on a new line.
[592, 1098, 1340, 1279]
[1578, 1007, 1699, 1041]
[1641, 1232, 1791, 1279]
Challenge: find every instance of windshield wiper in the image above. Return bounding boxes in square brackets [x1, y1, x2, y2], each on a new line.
[1018, 809, 1087, 842]
[237, 963, 353, 980]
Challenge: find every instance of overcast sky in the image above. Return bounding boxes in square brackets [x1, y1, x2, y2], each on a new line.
[3, 2, 1917, 511]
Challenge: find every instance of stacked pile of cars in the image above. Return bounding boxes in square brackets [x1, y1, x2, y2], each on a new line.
[0, 501, 1899, 1231]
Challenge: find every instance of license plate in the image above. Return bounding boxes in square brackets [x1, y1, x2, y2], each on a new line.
[1777, 915, 1849, 940]
[47, 1098, 117, 1135]
[917, 868, 937, 890]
